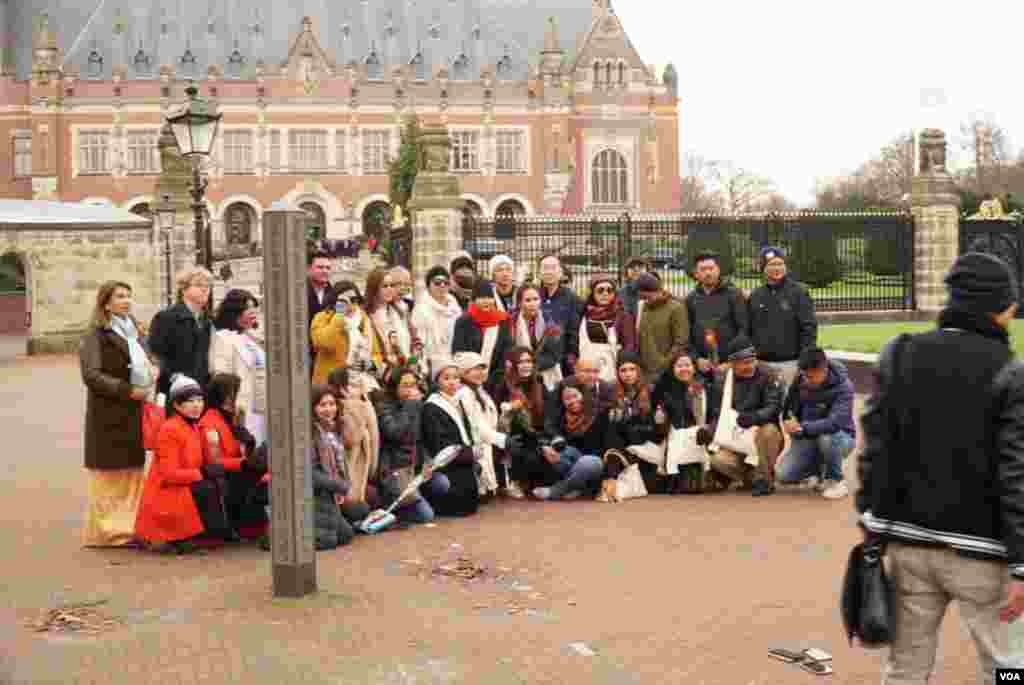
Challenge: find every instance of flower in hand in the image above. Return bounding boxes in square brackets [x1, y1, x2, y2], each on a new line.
[695, 427, 713, 446]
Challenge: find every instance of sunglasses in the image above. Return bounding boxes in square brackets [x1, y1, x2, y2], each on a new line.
[431, 278, 450, 286]
[594, 286, 615, 294]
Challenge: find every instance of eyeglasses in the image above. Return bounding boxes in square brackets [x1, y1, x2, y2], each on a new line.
[594, 286, 615, 294]
[431, 278, 450, 287]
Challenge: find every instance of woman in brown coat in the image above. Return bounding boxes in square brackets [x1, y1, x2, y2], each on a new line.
[79, 281, 155, 547]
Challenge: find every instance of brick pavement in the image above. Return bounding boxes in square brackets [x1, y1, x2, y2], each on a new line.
[0, 357, 986, 685]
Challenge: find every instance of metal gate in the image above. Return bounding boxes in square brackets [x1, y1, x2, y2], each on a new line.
[960, 218, 1024, 315]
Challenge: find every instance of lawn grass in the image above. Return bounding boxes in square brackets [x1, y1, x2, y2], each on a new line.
[820, 320, 1024, 355]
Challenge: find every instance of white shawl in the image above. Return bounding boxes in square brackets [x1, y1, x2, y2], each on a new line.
[426, 393, 472, 447]
[411, 293, 461, 364]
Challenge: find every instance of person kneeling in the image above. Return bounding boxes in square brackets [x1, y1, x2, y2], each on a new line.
[135, 375, 232, 554]
[532, 382, 606, 501]
[707, 336, 784, 497]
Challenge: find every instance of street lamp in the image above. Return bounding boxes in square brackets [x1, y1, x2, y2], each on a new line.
[165, 82, 222, 276]
[156, 195, 176, 306]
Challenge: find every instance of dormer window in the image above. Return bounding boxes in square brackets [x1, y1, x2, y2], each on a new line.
[593, 60, 600, 86]
[618, 62, 625, 85]
[133, 43, 152, 77]
[496, 46, 512, 77]
[365, 44, 382, 79]
[180, 45, 197, 77]
[227, 42, 245, 78]
[452, 47, 469, 80]
[86, 44, 103, 79]
[410, 45, 426, 80]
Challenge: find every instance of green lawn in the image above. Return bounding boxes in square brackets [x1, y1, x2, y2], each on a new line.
[820, 320, 1024, 355]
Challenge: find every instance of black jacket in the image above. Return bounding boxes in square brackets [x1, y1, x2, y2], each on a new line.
[149, 303, 213, 397]
[451, 315, 514, 392]
[544, 378, 617, 441]
[605, 395, 659, 449]
[710, 366, 782, 427]
[375, 398, 422, 474]
[540, 285, 583, 364]
[651, 371, 720, 432]
[857, 308, 1024, 578]
[747, 278, 817, 363]
[685, 282, 748, 362]
[419, 399, 480, 517]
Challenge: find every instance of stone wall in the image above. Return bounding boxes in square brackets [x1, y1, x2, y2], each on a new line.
[0, 225, 160, 353]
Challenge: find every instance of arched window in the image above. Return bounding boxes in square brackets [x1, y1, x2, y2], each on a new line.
[593, 60, 600, 86]
[618, 62, 625, 85]
[362, 200, 391, 242]
[592, 149, 628, 205]
[225, 203, 255, 245]
[495, 199, 525, 216]
[605, 61, 612, 85]
[300, 202, 326, 240]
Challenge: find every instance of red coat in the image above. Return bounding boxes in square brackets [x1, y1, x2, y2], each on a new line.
[198, 410, 244, 472]
[134, 415, 205, 543]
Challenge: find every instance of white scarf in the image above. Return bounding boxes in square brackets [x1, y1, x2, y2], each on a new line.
[411, 293, 461, 359]
[109, 315, 152, 388]
[373, 302, 411, 358]
[426, 393, 472, 446]
[515, 309, 562, 391]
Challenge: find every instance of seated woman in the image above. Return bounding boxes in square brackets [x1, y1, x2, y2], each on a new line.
[452, 282, 513, 392]
[579, 275, 638, 383]
[198, 373, 268, 541]
[310, 385, 370, 550]
[326, 367, 380, 508]
[605, 352, 662, 492]
[311, 281, 379, 387]
[419, 358, 480, 517]
[509, 285, 564, 392]
[492, 346, 548, 499]
[373, 367, 436, 524]
[531, 381, 607, 501]
[455, 351, 521, 500]
[650, 352, 722, 494]
[135, 374, 232, 554]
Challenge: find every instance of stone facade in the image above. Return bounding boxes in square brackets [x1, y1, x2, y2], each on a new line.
[910, 129, 961, 314]
[0, 3, 681, 254]
[0, 219, 159, 354]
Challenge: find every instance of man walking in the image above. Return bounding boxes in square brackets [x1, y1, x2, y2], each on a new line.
[747, 247, 817, 390]
[857, 252, 1024, 683]
[686, 251, 748, 380]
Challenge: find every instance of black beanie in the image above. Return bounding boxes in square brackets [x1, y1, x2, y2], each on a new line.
[472, 280, 495, 300]
[945, 252, 1019, 314]
[616, 350, 644, 371]
[759, 246, 786, 271]
[636, 272, 661, 293]
[799, 347, 829, 371]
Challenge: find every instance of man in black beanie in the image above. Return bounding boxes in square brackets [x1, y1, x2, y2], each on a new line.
[857, 252, 1024, 681]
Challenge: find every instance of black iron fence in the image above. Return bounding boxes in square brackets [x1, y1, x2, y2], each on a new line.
[463, 212, 915, 312]
[960, 218, 1024, 315]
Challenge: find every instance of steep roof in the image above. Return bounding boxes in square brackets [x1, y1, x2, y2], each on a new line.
[572, 6, 645, 71]
[8, 0, 595, 82]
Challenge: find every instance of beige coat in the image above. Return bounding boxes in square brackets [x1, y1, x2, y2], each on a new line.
[341, 396, 380, 503]
[208, 329, 267, 445]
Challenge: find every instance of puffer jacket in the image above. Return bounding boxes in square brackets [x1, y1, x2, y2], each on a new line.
[748, 277, 817, 363]
[311, 443, 353, 551]
[376, 398, 423, 475]
[781, 360, 856, 437]
[857, 309, 1024, 577]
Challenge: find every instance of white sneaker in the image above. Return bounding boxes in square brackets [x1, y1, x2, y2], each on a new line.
[532, 486, 553, 500]
[505, 482, 526, 499]
[803, 476, 823, 492]
[822, 480, 850, 500]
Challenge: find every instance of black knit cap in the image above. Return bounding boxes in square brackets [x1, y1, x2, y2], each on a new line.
[798, 347, 829, 371]
[635, 272, 661, 293]
[425, 265, 449, 287]
[616, 350, 644, 370]
[725, 334, 757, 362]
[472, 280, 496, 300]
[945, 252, 1019, 314]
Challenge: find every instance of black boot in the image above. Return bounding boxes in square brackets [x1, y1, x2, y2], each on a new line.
[751, 479, 775, 497]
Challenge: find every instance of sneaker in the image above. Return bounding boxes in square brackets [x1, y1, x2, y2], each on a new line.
[505, 482, 527, 499]
[822, 480, 850, 500]
[751, 479, 775, 497]
[532, 486, 553, 500]
[561, 490, 582, 500]
[803, 476, 823, 492]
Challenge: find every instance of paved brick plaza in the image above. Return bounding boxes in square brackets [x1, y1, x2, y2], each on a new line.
[0, 345, 984, 684]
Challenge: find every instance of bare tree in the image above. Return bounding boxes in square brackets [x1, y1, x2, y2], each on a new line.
[815, 132, 914, 209]
[959, 115, 1020, 198]
[713, 162, 776, 214]
[678, 153, 723, 212]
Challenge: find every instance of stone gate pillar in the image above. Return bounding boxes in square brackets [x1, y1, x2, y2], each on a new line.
[910, 128, 961, 313]
[407, 128, 465, 298]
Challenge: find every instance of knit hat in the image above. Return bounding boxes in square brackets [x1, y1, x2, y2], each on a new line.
[169, 373, 203, 403]
[725, 335, 757, 362]
[431, 356, 458, 384]
[488, 254, 514, 275]
[798, 347, 829, 371]
[635, 272, 661, 293]
[625, 256, 651, 271]
[472, 280, 496, 300]
[616, 350, 644, 371]
[424, 265, 450, 287]
[450, 251, 476, 274]
[760, 246, 786, 270]
[589, 273, 617, 291]
[945, 252, 1019, 314]
[454, 351, 486, 372]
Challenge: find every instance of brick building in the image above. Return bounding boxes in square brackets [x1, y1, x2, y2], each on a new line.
[0, 0, 679, 250]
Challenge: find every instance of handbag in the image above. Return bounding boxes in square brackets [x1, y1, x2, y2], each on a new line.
[663, 387, 709, 476]
[596, 449, 648, 503]
[840, 541, 893, 647]
[710, 368, 758, 463]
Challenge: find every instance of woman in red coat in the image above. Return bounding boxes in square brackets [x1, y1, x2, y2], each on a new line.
[135, 374, 231, 554]
[198, 373, 268, 540]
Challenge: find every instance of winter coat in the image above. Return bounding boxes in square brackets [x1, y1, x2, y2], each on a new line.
[309, 309, 379, 385]
[637, 294, 689, 381]
[509, 312, 565, 376]
[685, 282, 748, 362]
[651, 371, 719, 433]
[199, 408, 267, 533]
[419, 396, 480, 517]
[340, 396, 379, 503]
[457, 384, 507, 494]
[149, 303, 213, 398]
[605, 391, 659, 450]
[452, 314, 514, 392]
[410, 293, 463, 378]
[308, 281, 335, 361]
[208, 329, 266, 444]
[376, 398, 423, 475]
[134, 415, 205, 543]
[562, 411, 612, 458]
[197, 409, 246, 472]
[492, 282, 519, 314]
[747, 278, 817, 363]
[544, 378, 617, 441]
[782, 360, 856, 437]
[618, 281, 641, 318]
[858, 308, 1024, 576]
[79, 325, 146, 470]
[540, 285, 583, 363]
[709, 366, 782, 427]
[311, 431, 353, 550]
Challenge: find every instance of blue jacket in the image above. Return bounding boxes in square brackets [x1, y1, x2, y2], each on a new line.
[540, 285, 583, 360]
[782, 360, 856, 438]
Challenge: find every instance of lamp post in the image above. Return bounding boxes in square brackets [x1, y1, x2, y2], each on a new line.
[156, 195, 176, 306]
[165, 82, 222, 304]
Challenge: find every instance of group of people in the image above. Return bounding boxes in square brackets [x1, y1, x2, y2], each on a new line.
[79, 242, 853, 555]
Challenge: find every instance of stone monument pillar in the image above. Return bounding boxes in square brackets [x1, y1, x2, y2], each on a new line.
[262, 208, 316, 598]
[407, 127, 465, 297]
[910, 128, 960, 313]
[154, 124, 196, 278]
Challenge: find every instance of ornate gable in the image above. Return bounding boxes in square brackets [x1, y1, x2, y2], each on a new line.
[572, 4, 645, 72]
[283, 17, 335, 82]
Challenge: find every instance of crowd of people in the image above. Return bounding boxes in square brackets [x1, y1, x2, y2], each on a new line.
[78, 244, 856, 554]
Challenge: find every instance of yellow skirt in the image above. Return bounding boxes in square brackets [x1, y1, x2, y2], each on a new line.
[81, 467, 146, 548]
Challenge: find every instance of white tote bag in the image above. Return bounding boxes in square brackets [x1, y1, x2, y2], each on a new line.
[663, 388, 710, 475]
[711, 368, 759, 466]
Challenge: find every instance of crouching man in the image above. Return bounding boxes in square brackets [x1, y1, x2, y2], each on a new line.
[707, 336, 784, 496]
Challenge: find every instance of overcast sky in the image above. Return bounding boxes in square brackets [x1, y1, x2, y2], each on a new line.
[614, 0, 1023, 207]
